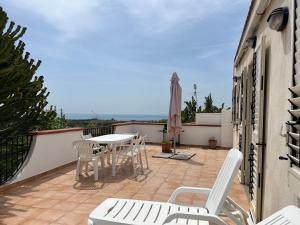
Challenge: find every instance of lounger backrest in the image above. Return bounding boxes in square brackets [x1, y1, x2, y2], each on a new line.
[73, 140, 101, 161]
[205, 148, 243, 215]
[257, 205, 300, 225]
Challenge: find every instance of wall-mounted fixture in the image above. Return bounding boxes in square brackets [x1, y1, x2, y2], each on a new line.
[267, 7, 289, 31]
[245, 36, 257, 49]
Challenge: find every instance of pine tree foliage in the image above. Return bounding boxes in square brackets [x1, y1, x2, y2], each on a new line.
[0, 7, 56, 136]
[198, 93, 224, 113]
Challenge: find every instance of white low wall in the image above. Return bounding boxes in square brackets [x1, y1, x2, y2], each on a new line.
[114, 110, 233, 148]
[114, 123, 226, 147]
[115, 123, 164, 143]
[196, 113, 221, 125]
[196, 110, 233, 147]
[180, 125, 221, 146]
[9, 128, 83, 184]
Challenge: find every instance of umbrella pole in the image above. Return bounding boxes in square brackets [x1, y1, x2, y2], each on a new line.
[173, 137, 176, 155]
[173, 118, 177, 155]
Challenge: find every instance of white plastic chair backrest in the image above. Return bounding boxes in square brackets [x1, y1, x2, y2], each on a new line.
[73, 140, 101, 161]
[256, 205, 300, 225]
[139, 135, 147, 150]
[139, 135, 147, 143]
[130, 138, 141, 153]
[205, 148, 243, 215]
[81, 133, 92, 140]
[132, 132, 139, 139]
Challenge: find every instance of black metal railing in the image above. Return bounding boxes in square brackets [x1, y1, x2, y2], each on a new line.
[0, 134, 33, 185]
[83, 126, 114, 137]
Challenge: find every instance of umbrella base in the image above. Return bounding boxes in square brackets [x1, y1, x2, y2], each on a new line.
[152, 152, 173, 159]
[169, 152, 195, 160]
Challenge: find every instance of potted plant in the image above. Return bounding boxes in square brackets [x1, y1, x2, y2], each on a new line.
[161, 140, 172, 153]
[208, 137, 217, 149]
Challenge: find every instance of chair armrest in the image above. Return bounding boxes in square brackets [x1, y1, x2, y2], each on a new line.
[220, 196, 249, 225]
[224, 196, 248, 216]
[168, 186, 211, 203]
[163, 212, 228, 225]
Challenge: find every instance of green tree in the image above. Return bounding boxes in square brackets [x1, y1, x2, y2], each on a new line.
[0, 7, 56, 136]
[49, 107, 68, 129]
[86, 120, 97, 129]
[181, 94, 225, 123]
[181, 96, 197, 123]
[198, 93, 224, 113]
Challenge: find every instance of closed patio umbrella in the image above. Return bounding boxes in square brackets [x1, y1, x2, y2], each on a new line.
[167, 72, 194, 160]
[167, 72, 182, 152]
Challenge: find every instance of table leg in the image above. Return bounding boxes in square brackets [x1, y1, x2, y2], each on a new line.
[112, 144, 116, 176]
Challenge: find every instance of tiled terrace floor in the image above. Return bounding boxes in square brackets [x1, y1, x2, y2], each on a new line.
[0, 145, 249, 225]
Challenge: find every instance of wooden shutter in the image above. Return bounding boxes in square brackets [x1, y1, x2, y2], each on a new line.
[232, 85, 237, 123]
[240, 72, 244, 124]
[287, 0, 300, 168]
[251, 52, 257, 126]
[249, 37, 266, 223]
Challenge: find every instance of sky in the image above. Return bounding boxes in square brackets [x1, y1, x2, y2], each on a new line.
[2, 0, 249, 115]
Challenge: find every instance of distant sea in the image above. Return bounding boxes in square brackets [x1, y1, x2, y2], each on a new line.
[66, 113, 168, 121]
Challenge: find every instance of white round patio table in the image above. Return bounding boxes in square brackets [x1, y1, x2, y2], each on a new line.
[88, 134, 135, 176]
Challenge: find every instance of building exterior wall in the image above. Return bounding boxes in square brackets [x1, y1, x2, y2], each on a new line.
[221, 110, 233, 148]
[233, 0, 299, 220]
[261, 0, 295, 216]
[196, 110, 233, 147]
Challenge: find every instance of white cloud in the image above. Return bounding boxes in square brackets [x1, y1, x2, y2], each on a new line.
[10, 0, 102, 40]
[117, 0, 244, 33]
[9, 0, 245, 39]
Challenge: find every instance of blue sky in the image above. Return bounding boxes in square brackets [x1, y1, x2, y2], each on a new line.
[2, 0, 249, 114]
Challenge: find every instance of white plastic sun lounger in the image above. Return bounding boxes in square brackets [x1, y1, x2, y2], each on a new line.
[88, 148, 245, 225]
[255, 205, 300, 225]
[164, 205, 300, 225]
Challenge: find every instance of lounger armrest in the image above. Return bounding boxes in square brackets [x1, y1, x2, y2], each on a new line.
[163, 212, 228, 225]
[168, 186, 211, 203]
[224, 196, 248, 216]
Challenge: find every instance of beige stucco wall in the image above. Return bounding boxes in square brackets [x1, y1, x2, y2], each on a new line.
[233, 0, 299, 219]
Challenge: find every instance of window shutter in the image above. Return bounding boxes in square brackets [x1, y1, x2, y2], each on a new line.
[287, 2, 300, 168]
[251, 52, 257, 127]
[240, 72, 244, 124]
[249, 143, 255, 200]
[249, 51, 257, 200]
[232, 85, 236, 123]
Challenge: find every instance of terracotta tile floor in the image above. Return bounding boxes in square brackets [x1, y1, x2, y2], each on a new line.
[0, 146, 249, 225]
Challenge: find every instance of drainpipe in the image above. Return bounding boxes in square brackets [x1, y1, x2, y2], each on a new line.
[235, 0, 270, 66]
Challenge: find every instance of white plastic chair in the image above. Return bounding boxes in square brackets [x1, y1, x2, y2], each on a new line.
[81, 133, 92, 139]
[81, 133, 111, 165]
[255, 205, 300, 225]
[117, 138, 143, 176]
[73, 140, 106, 181]
[88, 148, 244, 225]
